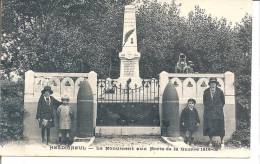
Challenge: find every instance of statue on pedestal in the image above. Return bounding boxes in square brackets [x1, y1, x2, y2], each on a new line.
[175, 53, 194, 73]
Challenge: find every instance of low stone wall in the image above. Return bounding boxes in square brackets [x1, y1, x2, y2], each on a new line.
[24, 70, 97, 102]
[23, 70, 235, 143]
[23, 70, 97, 142]
[159, 71, 235, 141]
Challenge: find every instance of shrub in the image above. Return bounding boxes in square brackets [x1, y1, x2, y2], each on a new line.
[0, 80, 24, 142]
[227, 121, 250, 148]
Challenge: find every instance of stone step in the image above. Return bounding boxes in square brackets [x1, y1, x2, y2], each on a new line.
[95, 126, 160, 136]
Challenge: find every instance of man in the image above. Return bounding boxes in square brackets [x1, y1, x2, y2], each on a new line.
[203, 77, 225, 148]
[36, 86, 61, 145]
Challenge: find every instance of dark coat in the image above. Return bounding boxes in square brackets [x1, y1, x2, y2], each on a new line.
[203, 87, 225, 136]
[180, 107, 200, 132]
[36, 95, 61, 128]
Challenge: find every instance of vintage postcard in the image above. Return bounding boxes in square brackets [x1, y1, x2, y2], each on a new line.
[0, 0, 252, 157]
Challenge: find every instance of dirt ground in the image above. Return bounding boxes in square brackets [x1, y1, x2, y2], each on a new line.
[0, 136, 250, 157]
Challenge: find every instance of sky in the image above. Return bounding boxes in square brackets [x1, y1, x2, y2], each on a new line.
[156, 0, 252, 23]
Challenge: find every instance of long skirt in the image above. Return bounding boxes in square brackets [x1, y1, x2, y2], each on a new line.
[203, 118, 225, 137]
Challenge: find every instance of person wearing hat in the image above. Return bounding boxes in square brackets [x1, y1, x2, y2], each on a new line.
[36, 86, 61, 145]
[180, 98, 200, 145]
[57, 95, 73, 145]
[203, 77, 225, 148]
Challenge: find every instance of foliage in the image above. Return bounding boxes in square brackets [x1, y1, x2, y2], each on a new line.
[2, 0, 125, 77]
[226, 121, 250, 148]
[0, 80, 24, 141]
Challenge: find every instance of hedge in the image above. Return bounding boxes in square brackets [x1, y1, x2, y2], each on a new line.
[0, 80, 24, 141]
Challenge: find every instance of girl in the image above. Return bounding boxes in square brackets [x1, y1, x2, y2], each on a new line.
[57, 95, 73, 145]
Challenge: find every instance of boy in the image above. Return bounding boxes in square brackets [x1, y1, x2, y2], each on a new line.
[180, 98, 200, 145]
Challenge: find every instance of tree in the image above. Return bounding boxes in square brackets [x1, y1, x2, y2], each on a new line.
[137, 0, 186, 77]
[2, 0, 124, 78]
[232, 14, 252, 124]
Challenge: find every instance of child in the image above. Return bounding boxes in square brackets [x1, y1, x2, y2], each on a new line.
[57, 95, 73, 145]
[180, 98, 200, 145]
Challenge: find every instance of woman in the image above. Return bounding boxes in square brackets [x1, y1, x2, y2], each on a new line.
[36, 86, 61, 145]
[203, 77, 225, 148]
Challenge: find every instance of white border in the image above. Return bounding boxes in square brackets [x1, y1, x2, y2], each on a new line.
[251, 0, 260, 162]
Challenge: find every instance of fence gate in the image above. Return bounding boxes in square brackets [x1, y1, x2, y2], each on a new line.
[97, 78, 160, 126]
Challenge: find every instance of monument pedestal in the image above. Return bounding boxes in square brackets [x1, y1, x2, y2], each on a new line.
[118, 55, 141, 87]
[95, 126, 160, 136]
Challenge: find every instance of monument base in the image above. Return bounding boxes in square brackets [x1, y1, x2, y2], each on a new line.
[95, 126, 161, 136]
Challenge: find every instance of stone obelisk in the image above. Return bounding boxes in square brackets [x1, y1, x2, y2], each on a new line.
[118, 5, 141, 87]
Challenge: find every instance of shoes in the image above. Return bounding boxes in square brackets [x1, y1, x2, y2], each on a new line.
[66, 138, 71, 145]
[58, 137, 62, 145]
[184, 137, 188, 144]
[221, 143, 225, 149]
[190, 138, 194, 146]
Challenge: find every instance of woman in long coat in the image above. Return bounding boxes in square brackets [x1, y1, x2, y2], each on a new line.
[36, 86, 61, 145]
[203, 77, 225, 148]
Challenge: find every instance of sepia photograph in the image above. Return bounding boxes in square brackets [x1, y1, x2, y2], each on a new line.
[0, 0, 252, 157]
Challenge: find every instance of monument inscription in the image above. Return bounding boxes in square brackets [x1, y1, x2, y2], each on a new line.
[123, 60, 137, 77]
